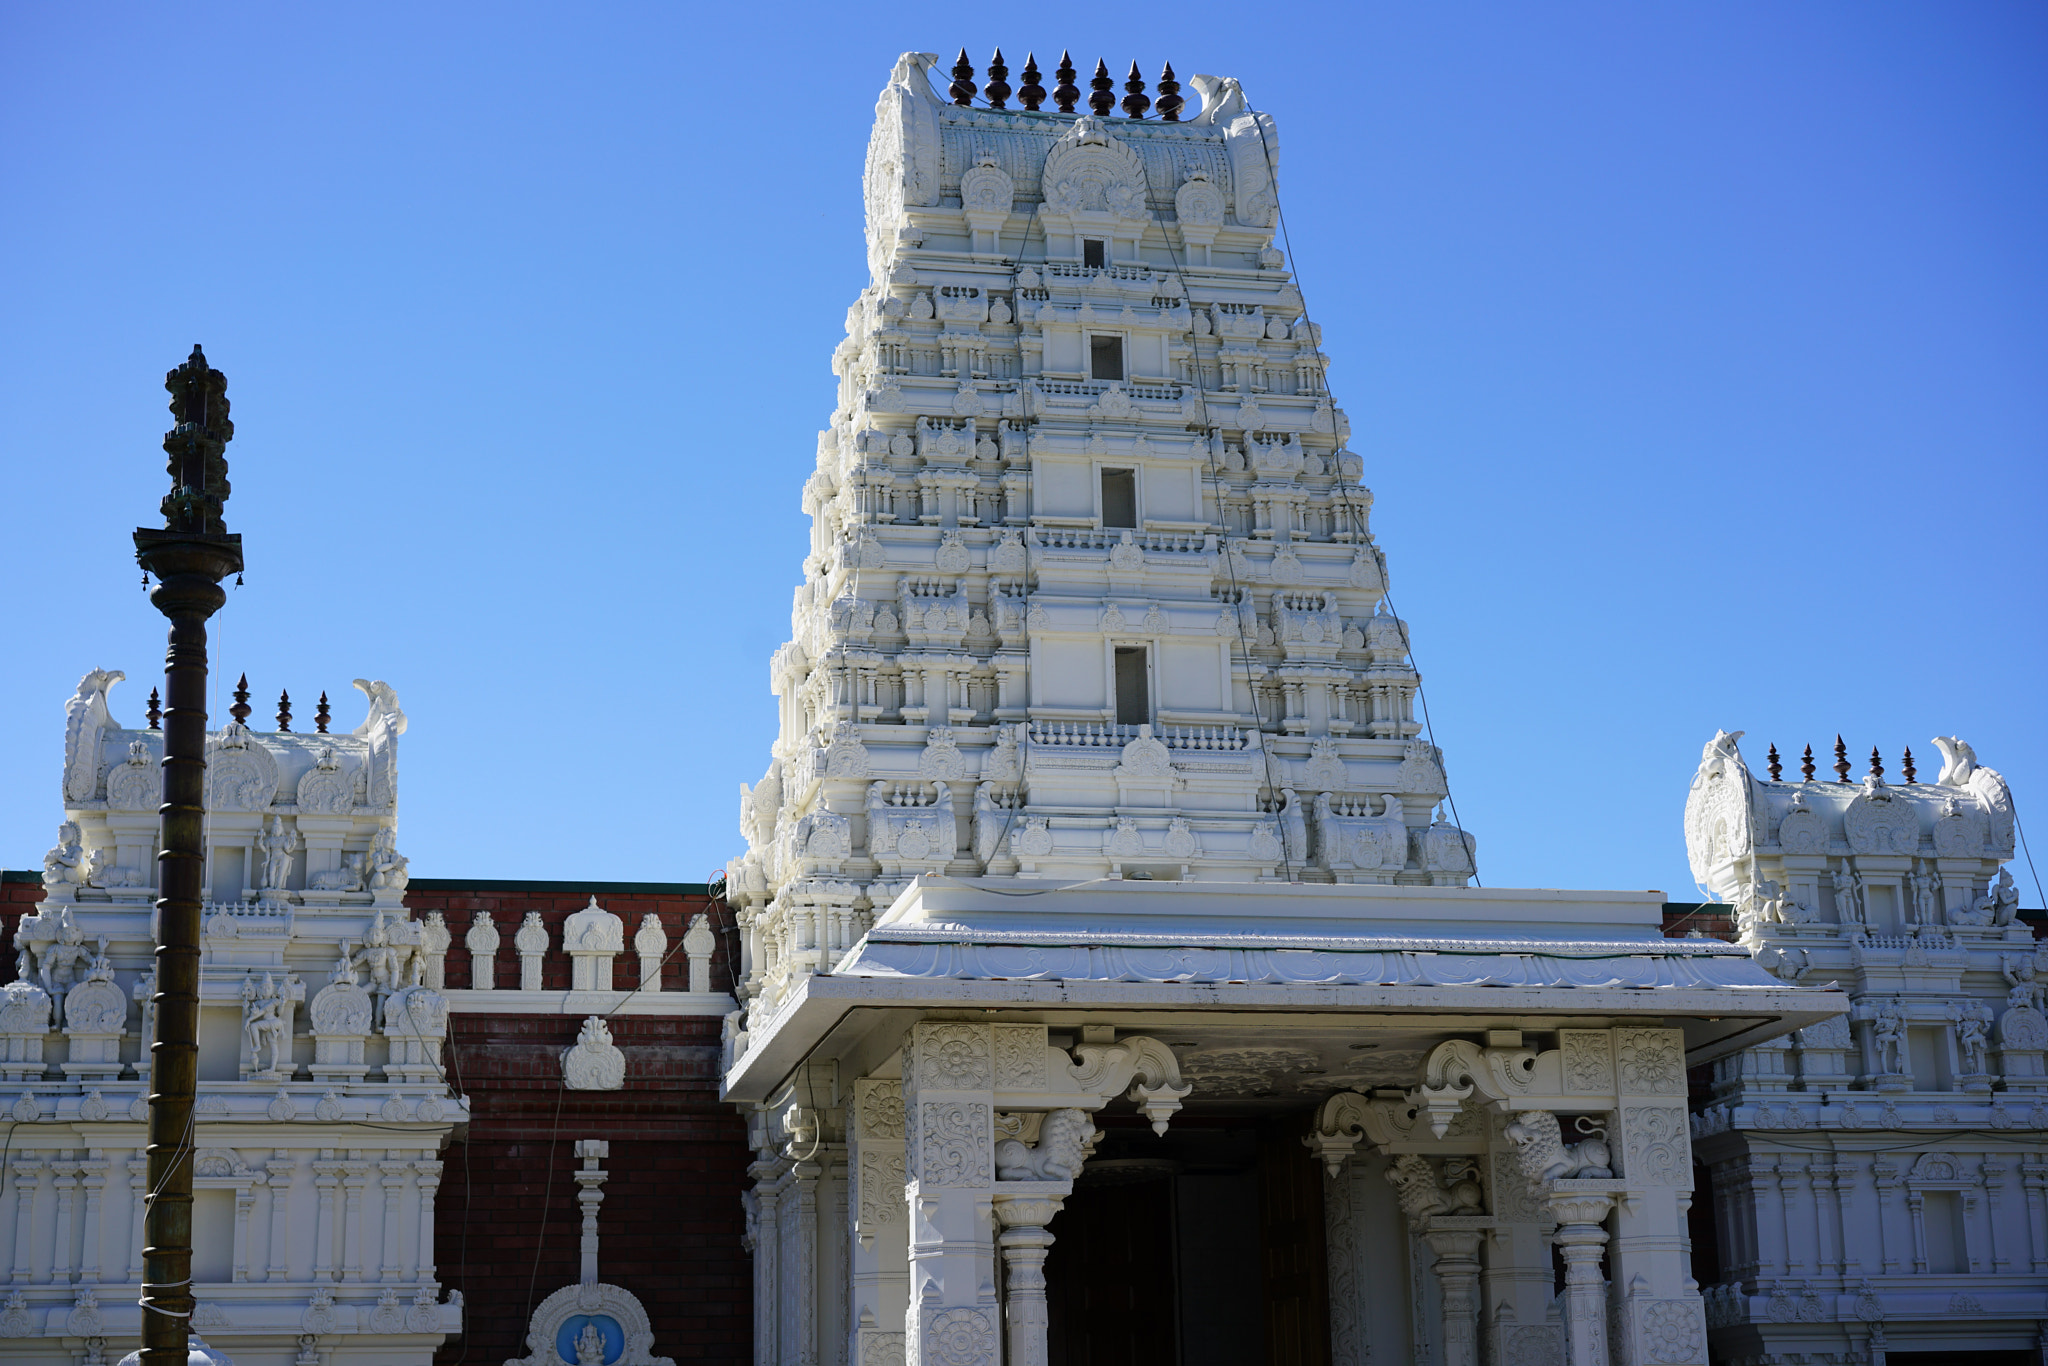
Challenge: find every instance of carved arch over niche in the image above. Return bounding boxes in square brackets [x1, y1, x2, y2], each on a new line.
[507, 1281, 674, 1366]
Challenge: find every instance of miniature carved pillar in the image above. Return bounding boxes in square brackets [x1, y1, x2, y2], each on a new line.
[903, 1021, 1001, 1366]
[684, 913, 717, 994]
[632, 914, 666, 992]
[993, 1190, 1065, 1366]
[573, 1140, 609, 1284]
[514, 912, 548, 992]
[1423, 1221, 1487, 1366]
[562, 898, 624, 992]
[1547, 1187, 1615, 1366]
[464, 912, 500, 991]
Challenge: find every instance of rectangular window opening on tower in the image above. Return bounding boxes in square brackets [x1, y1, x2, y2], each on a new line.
[1090, 335, 1125, 382]
[1101, 468, 1137, 529]
[1114, 647, 1149, 726]
[1083, 238, 1106, 268]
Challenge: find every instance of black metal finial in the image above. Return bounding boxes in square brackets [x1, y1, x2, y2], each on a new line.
[1121, 61, 1150, 119]
[1156, 63, 1184, 121]
[315, 691, 331, 734]
[1054, 52, 1080, 113]
[949, 49, 977, 107]
[1767, 744, 1782, 781]
[1800, 743, 1816, 782]
[1019, 54, 1045, 111]
[1833, 735, 1850, 782]
[146, 687, 162, 730]
[276, 689, 292, 732]
[160, 344, 234, 536]
[1868, 746, 1884, 781]
[1088, 59, 1116, 116]
[1902, 746, 1917, 783]
[230, 674, 252, 726]
[985, 49, 1011, 109]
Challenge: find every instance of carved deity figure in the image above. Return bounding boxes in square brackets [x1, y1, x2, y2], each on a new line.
[1832, 866, 1865, 926]
[38, 918, 98, 1017]
[336, 912, 415, 1001]
[1871, 1000, 1907, 1076]
[1956, 1003, 1992, 1076]
[1981, 869, 2022, 927]
[42, 822, 92, 894]
[576, 1322, 606, 1366]
[1276, 787, 1308, 865]
[257, 816, 300, 892]
[366, 827, 409, 892]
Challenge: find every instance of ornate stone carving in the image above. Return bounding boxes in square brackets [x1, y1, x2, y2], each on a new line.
[1560, 1030, 1612, 1093]
[562, 1016, 626, 1091]
[1844, 781, 1920, 855]
[993, 1025, 1047, 1089]
[295, 745, 353, 814]
[923, 1306, 999, 1366]
[919, 1023, 992, 1089]
[106, 738, 161, 811]
[1615, 1028, 1682, 1095]
[207, 721, 281, 810]
[1504, 1110, 1613, 1184]
[1620, 1106, 1687, 1185]
[994, 1107, 1095, 1181]
[916, 1101, 991, 1186]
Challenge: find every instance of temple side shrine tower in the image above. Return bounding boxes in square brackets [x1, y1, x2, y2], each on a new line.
[722, 52, 1838, 1366]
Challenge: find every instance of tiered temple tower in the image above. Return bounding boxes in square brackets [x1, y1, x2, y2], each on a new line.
[1684, 732, 2048, 1362]
[726, 52, 1473, 1022]
[2, 670, 462, 1362]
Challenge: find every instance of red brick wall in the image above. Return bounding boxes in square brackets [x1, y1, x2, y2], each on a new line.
[401, 881, 753, 1366]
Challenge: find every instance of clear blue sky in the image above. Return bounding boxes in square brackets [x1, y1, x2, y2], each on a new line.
[3, 3, 2042, 899]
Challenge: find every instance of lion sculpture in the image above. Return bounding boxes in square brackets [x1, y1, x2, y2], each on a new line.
[995, 1107, 1097, 1182]
[1504, 1110, 1612, 1184]
[1383, 1153, 1486, 1224]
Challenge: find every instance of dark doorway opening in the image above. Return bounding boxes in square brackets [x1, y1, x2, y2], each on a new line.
[1045, 1114, 1329, 1366]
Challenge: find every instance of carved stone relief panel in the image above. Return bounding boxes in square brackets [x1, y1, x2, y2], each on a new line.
[1614, 1028, 1684, 1097]
[1618, 1106, 1690, 1187]
[1630, 1297, 1708, 1366]
[915, 1101, 991, 1187]
[913, 1023, 992, 1091]
[855, 1079, 906, 1142]
[1559, 1030, 1613, 1094]
[857, 1149, 908, 1229]
[992, 1024, 1048, 1090]
[1488, 1114, 1546, 1224]
[921, 1306, 998, 1366]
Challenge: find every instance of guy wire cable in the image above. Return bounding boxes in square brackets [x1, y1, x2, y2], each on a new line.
[1245, 100, 1482, 883]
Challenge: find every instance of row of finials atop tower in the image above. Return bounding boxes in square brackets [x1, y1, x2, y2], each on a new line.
[120, 673, 341, 734]
[946, 50, 1188, 121]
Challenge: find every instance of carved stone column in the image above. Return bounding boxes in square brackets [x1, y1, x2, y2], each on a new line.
[1421, 1219, 1488, 1366]
[992, 1186, 1066, 1366]
[903, 1021, 1000, 1366]
[1547, 1185, 1616, 1366]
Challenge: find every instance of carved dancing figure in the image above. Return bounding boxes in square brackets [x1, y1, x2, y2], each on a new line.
[257, 815, 300, 892]
[241, 973, 291, 1075]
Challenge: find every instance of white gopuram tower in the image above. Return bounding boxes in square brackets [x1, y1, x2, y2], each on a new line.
[727, 51, 1473, 1022]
